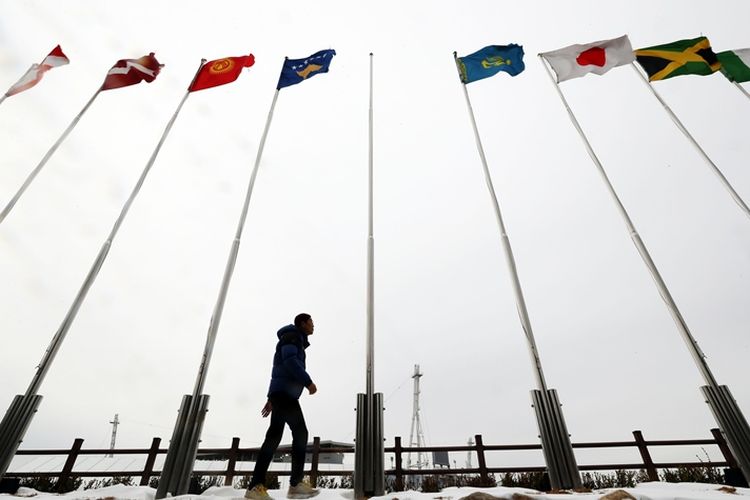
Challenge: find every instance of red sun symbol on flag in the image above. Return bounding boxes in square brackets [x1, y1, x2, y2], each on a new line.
[576, 47, 606, 67]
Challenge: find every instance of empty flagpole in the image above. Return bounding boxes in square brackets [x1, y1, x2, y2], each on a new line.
[0, 88, 102, 225]
[21, 60, 204, 400]
[540, 55, 720, 390]
[190, 81, 281, 400]
[354, 51, 385, 499]
[453, 52, 548, 393]
[631, 63, 750, 220]
[366, 52, 375, 398]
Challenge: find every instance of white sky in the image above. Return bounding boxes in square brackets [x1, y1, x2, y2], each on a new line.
[1, 0, 749, 470]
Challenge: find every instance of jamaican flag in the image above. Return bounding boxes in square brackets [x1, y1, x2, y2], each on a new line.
[635, 37, 720, 81]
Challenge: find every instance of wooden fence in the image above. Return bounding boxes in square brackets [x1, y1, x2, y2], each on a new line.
[3, 428, 742, 492]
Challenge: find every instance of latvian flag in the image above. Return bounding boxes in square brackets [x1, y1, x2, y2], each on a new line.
[101, 53, 163, 91]
[5, 45, 70, 97]
[540, 35, 635, 83]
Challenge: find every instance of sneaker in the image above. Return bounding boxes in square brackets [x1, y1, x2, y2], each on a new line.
[245, 484, 272, 500]
[287, 481, 319, 499]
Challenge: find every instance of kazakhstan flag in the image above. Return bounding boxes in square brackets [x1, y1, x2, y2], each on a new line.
[457, 44, 525, 84]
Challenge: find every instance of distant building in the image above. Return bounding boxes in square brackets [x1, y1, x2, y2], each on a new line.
[432, 451, 450, 468]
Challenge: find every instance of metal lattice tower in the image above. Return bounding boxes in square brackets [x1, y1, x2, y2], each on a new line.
[466, 436, 474, 468]
[108, 413, 119, 458]
[407, 364, 427, 469]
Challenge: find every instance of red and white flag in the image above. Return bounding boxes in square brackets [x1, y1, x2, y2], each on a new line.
[5, 45, 70, 97]
[101, 53, 163, 91]
[540, 35, 635, 83]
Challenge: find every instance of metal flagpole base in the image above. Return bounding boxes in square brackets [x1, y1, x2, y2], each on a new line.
[531, 389, 581, 490]
[354, 393, 384, 498]
[155, 394, 210, 499]
[701, 385, 750, 483]
[0, 394, 43, 481]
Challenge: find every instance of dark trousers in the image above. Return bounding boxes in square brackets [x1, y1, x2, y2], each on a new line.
[251, 393, 308, 487]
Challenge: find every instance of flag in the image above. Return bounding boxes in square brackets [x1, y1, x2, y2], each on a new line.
[456, 44, 525, 83]
[188, 54, 255, 92]
[5, 45, 70, 97]
[277, 49, 336, 89]
[717, 49, 750, 83]
[101, 53, 162, 91]
[540, 35, 634, 83]
[189, 54, 255, 93]
[635, 37, 720, 81]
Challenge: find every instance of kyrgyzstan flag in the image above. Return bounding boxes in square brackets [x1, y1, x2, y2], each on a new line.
[540, 35, 635, 83]
[101, 53, 163, 91]
[5, 45, 70, 97]
[189, 54, 255, 92]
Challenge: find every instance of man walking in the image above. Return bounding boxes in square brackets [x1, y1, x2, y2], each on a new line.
[245, 313, 320, 500]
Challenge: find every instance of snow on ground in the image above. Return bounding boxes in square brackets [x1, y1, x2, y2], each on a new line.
[3, 483, 750, 500]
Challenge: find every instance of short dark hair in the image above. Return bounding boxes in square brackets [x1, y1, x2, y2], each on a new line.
[294, 313, 311, 327]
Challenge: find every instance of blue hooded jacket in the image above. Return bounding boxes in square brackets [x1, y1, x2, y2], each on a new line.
[267, 324, 313, 399]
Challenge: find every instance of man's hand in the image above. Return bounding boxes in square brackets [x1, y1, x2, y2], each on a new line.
[261, 399, 272, 418]
[307, 383, 318, 395]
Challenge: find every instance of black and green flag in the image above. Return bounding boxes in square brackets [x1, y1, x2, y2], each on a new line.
[635, 36, 720, 81]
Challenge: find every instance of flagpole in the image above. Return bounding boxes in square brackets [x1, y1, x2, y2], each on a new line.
[732, 81, 750, 101]
[366, 52, 375, 399]
[630, 63, 750, 220]
[540, 55, 720, 389]
[155, 59, 273, 499]
[354, 51, 385, 499]
[21, 61, 203, 401]
[453, 52, 547, 393]
[0, 88, 102, 225]
[0, 60, 202, 484]
[189, 85, 280, 400]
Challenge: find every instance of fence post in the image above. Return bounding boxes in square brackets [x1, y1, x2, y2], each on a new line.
[393, 437, 403, 491]
[632, 430, 658, 481]
[57, 438, 84, 492]
[140, 437, 162, 486]
[224, 437, 241, 487]
[474, 434, 489, 484]
[310, 437, 321, 487]
[711, 428, 740, 468]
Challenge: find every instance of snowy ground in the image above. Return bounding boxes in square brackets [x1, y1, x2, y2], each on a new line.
[3, 483, 749, 500]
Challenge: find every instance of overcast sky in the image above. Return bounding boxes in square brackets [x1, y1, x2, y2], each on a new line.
[1, 0, 749, 470]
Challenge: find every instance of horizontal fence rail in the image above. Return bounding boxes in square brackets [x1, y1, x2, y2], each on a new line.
[3, 428, 744, 491]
